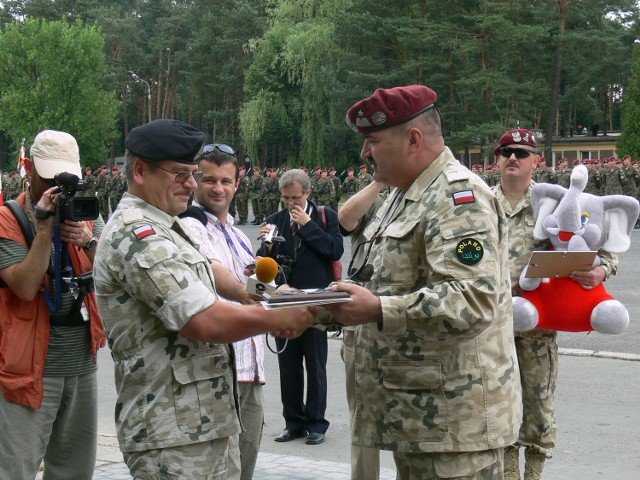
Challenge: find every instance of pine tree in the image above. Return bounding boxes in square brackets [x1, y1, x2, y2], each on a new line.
[617, 41, 640, 158]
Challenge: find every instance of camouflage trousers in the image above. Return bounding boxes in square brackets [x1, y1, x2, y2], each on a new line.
[514, 329, 558, 457]
[251, 198, 263, 220]
[235, 197, 249, 220]
[393, 448, 504, 480]
[123, 438, 230, 479]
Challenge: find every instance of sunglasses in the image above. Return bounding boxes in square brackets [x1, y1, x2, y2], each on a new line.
[498, 147, 535, 159]
[201, 143, 236, 156]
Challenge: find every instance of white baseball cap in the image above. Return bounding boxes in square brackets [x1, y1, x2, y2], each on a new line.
[30, 130, 82, 180]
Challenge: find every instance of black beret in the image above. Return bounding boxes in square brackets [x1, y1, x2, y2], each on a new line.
[125, 119, 205, 165]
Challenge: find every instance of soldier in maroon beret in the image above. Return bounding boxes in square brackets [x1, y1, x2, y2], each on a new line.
[327, 85, 520, 479]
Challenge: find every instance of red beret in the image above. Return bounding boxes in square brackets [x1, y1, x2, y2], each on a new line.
[493, 128, 537, 156]
[347, 166, 354, 172]
[346, 85, 438, 134]
[359, 164, 367, 170]
[572, 159, 580, 165]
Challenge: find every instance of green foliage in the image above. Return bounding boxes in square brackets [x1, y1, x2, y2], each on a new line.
[617, 43, 640, 157]
[0, 18, 118, 165]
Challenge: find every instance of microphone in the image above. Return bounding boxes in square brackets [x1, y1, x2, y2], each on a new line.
[247, 257, 278, 296]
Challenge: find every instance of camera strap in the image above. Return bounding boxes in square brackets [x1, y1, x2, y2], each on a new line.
[44, 226, 65, 313]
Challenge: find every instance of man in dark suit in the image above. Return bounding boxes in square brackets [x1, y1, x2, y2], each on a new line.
[257, 168, 344, 445]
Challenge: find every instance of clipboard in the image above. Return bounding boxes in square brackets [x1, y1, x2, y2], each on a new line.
[525, 251, 598, 278]
[260, 289, 351, 309]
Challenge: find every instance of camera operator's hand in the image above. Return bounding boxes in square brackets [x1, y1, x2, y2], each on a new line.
[60, 220, 92, 248]
[34, 186, 62, 225]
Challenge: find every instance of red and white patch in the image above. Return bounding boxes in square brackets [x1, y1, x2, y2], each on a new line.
[133, 225, 156, 240]
[452, 190, 475, 206]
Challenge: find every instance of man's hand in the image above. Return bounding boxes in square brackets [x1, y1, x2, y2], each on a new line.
[570, 265, 606, 290]
[290, 204, 311, 227]
[269, 306, 316, 339]
[60, 220, 92, 248]
[322, 282, 382, 326]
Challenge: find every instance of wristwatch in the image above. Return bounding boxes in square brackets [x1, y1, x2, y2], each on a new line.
[83, 236, 98, 251]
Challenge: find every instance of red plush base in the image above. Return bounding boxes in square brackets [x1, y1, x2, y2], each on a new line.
[520, 278, 614, 332]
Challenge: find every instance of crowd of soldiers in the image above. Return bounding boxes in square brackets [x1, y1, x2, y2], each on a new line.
[472, 153, 640, 197]
[234, 163, 375, 224]
[1, 164, 128, 221]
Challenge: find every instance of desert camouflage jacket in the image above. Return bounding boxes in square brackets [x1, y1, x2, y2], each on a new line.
[94, 193, 240, 452]
[352, 147, 522, 453]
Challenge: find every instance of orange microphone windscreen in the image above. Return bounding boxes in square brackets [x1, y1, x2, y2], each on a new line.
[255, 257, 279, 282]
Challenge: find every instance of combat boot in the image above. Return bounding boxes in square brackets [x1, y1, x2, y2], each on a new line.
[523, 449, 545, 480]
[503, 446, 521, 480]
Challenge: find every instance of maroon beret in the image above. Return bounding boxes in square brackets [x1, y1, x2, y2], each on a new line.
[493, 128, 537, 156]
[347, 166, 354, 172]
[346, 85, 438, 134]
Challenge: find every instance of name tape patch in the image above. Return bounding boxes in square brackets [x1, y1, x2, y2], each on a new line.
[456, 238, 484, 265]
[133, 225, 156, 240]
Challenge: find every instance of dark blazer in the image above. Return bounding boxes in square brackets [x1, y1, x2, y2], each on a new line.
[258, 201, 343, 289]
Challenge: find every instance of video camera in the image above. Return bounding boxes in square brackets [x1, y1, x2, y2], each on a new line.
[54, 172, 100, 222]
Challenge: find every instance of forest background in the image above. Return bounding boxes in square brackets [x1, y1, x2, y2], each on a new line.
[0, 0, 639, 172]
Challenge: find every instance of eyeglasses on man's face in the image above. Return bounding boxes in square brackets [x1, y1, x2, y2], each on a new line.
[498, 147, 536, 160]
[150, 161, 203, 183]
[201, 143, 236, 156]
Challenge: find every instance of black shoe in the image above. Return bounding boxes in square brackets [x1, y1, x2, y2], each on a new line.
[305, 432, 325, 445]
[274, 429, 307, 442]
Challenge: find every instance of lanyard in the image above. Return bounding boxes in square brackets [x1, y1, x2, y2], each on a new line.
[218, 222, 254, 260]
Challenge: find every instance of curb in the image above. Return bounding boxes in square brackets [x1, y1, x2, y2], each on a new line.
[559, 347, 640, 362]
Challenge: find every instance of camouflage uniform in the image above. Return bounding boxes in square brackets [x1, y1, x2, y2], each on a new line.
[342, 175, 357, 201]
[109, 172, 126, 213]
[584, 165, 602, 195]
[93, 193, 240, 475]
[554, 167, 572, 188]
[263, 172, 280, 217]
[492, 182, 558, 459]
[533, 168, 555, 184]
[314, 178, 335, 207]
[349, 148, 521, 470]
[356, 171, 373, 192]
[249, 171, 264, 224]
[329, 172, 341, 210]
[601, 166, 625, 195]
[235, 173, 251, 224]
[621, 165, 639, 198]
[95, 171, 110, 221]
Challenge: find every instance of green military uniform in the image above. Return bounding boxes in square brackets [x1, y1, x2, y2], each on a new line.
[314, 178, 335, 207]
[533, 168, 555, 184]
[621, 165, 638, 197]
[109, 172, 125, 213]
[94, 193, 240, 460]
[94, 172, 110, 221]
[602, 166, 625, 195]
[249, 171, 264, 224]
[355, 171, 373, 192]
[342, 175, 357, 201]
[263, 171, 280, 217]
[235, 172, 251, 225]
[584, 165, 602, 195]
[81, 172, 97, 198]
[329, 172, 341, 210]
[349, 147, 521, 458]
[554, 167, 572, 188]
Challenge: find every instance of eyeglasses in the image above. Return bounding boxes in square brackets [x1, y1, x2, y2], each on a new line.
[498, 147, 535, 159]
[201, 143, 236, 156]
[152, 162, 203, 183]
[281, 194, 305, 202]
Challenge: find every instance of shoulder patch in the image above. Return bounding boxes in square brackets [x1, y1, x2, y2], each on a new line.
[122, 208, 145, 225]
[133, 224, 156, 240]
[456, 238, 483, 265]
[444, 168, 470, 183]
[452, 190, 476, 206]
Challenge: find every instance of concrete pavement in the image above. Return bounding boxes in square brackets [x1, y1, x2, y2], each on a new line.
[81, 342, 640, 480]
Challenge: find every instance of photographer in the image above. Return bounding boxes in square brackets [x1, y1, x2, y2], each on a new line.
[0, 130, 106, 480]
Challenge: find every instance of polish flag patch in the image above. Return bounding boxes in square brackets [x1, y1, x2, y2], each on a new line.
[133, 225, 156, 240]
[452, 190, 475, 206]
